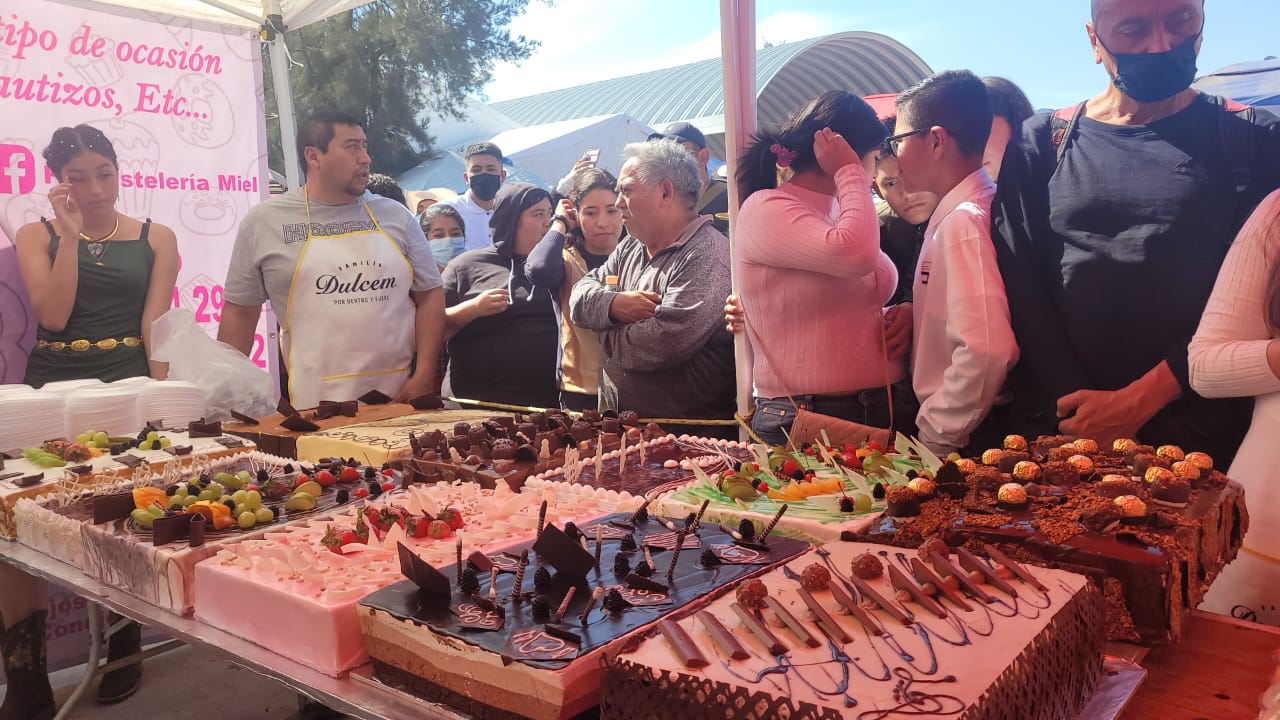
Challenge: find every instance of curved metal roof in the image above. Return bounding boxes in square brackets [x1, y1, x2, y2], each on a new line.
[490, 31, 932, 131]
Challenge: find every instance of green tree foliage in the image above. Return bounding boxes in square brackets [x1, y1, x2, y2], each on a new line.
[265, 0, 541, 177]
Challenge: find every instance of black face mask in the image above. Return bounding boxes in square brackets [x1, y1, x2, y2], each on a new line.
[469, 173, 502, 202]
[1099, 31, 1200, 103]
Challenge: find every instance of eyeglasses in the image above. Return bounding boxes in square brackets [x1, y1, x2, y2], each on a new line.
[882, 128, 929, 157]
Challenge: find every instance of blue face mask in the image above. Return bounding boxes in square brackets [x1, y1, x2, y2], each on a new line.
[430, 235, 465, 265]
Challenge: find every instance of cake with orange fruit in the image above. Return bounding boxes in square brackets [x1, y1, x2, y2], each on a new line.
[858, 434, 1247, 644]
[657, 436, 928, 544]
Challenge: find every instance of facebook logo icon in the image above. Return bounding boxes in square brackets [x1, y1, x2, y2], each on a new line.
[0, 144, 36, 195]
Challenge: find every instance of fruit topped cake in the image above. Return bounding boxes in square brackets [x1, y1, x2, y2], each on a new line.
[0, 425, 252, 538]
[858, 435, 1247, 644]
[658, 436, 932, 544]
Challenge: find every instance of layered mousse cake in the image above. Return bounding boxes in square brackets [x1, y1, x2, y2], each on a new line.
[659, 438, 926, 544]
[222, 397, 449, 459]
[0, 428, 253, 538]
[358, 513, 810, 720]
[292, 409, 502, 465]
[602, 540, 1103, 720]
[859, 435, 1247, 644]
[194, 481, 644, 676]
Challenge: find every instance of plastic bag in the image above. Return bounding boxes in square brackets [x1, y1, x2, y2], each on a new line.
[149, 309, 276, 421]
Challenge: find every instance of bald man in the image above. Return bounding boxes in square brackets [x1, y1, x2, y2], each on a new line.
[991, 0, 1280, 464]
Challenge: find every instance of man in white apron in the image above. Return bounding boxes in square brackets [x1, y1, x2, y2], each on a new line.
[219, 111, 444, 409]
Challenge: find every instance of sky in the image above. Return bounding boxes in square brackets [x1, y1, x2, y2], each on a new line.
[482, 0, 1279, 112]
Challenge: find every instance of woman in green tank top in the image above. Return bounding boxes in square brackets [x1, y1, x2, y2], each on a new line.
[7, 125, 179, 718]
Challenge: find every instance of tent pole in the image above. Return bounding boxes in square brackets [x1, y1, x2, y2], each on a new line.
[720, 0, 756, 440]
[264, 0, 300, 189]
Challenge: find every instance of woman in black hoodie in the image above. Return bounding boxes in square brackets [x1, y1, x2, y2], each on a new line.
[441, 182, 560, 408]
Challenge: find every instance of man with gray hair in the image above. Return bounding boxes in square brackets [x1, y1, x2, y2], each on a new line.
[570, 139, 735, 436]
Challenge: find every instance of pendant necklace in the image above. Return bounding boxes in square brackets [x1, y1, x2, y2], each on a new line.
[80, 214, 121, 267]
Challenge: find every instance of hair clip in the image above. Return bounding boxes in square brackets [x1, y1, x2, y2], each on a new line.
[770, 143, 797, 169]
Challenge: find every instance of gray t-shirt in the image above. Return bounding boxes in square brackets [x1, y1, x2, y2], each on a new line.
[224, 186, 443, 308]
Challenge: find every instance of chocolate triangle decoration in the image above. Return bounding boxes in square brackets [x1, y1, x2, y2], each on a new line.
[359, 389, 393, 405]
[280, 414, 320, 432]
[276, 399, 299, 417]
[188, 419, 222, 438]
[532, 525, 595, 580]
[230, 410, 260, 425]
[625, 573, 669, 593]
[397, 542, 451, 601]
[94, 493, 136, 524]
[14, 473, 42, 487]
[409, 393, 445, 410]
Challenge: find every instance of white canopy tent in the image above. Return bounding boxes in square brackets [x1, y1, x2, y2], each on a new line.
[77, 0, 374, 189]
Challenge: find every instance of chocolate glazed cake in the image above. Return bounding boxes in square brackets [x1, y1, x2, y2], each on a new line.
[859, 436, 1247, 644]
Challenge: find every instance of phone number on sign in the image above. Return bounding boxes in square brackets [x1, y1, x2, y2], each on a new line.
[172, 283, 267, 369]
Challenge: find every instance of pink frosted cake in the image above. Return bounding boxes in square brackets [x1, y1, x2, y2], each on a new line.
[194, 482, 645, 676]
[0, 430, 252, 537]
[357, 513, 810, 720]
[602, 540, 1103, 720]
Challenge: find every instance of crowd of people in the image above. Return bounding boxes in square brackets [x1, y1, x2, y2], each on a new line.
[5, 0, 1280, 717]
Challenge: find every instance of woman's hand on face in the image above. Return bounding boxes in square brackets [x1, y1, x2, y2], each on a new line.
[47, 183, 83, 241]
[554, 199, 578, 232]
[472, 288, 511, 316]
[814, 127, 858, 177]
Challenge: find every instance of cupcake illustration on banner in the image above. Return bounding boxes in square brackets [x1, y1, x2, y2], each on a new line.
[65, 35, 124, 87]
[102, 117, 160, 218]
[178, 188, 238, 236]
[172, 74, 235, 149]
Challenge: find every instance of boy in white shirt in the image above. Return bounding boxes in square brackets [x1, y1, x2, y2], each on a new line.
[887, 70, 1018, 454]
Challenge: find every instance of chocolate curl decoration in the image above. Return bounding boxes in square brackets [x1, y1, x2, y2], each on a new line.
[643, 545, 656, 571]
[594, 524, 603, 569]
[489, 566, 499, 602]
[455, 534, 463, 584]
[579, 586, 604, 625]
[666, 529, 689, 583]
[536, 499, 548, 540]
[639, 438, 646, 466]
[692, 499, 711, 533]
[554, 586, 577, 623]
[511, 549, 529, 601]
[760, 503, 788, 542]
[619, 433, 627, 478]
[627, 495, 654, 525]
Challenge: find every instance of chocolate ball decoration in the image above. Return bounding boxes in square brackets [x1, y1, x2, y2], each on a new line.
[1170, 460, 1200, 482]
[907, 477, 937, 498]
[981, 449, 1003, 466]
[1185, 451, 1214, 472]
[851, 552, 883, 579]
[1156, 445, 1185, 462]
[1113, 438, 1139, 453]
[997, 482, 1029, 508]
[954, 458, 978, 473]
[1144, 467, 1176, 486]
[1012, 461, 1042, 483]
[1067, 454, 1095, 476]
[1002, 434, 1029, 452]
[1113, 495, 1148, 519]
[735, 579, 768, 609]
[1072, 438, 1099, 453]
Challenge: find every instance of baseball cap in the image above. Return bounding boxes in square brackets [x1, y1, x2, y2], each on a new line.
[647, 121, 706, 149]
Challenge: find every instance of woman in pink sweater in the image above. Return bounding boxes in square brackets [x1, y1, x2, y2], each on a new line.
[735, 91, 899, 445]
[1190, 189, 1280, 625]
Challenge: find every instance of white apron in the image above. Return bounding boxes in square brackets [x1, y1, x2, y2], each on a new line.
[280, 190, 415, 409]
[1199, 391, 1280, 625]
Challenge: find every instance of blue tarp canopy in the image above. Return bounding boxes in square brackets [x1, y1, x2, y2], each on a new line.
[1194, 58, 1280, 114]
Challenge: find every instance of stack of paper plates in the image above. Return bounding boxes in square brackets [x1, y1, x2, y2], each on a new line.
[137, 381, 205, 427]
[39, 379, 105, 396]
[0, 392, 65, 449]
[64, 386, 141, 438]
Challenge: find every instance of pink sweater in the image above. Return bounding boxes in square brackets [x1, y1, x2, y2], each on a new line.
[735, 163, 902, 399]
[1189, 189, 1280, 399]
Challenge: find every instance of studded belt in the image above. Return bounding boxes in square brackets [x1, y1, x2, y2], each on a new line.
[36, 336, 142, 352]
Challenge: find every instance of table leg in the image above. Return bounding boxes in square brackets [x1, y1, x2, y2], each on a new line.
[53, 601, 102, 720]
